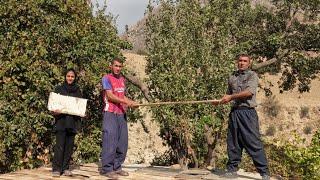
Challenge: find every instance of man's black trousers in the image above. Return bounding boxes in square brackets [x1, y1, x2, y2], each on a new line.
[227, 108, 269, 175]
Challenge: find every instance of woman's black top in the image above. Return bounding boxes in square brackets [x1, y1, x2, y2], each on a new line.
[53, 83, 82, 133]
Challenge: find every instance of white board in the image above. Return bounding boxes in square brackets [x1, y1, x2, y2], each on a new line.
[48, 92, 87, 117]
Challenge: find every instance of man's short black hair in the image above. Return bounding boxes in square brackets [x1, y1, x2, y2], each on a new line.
[237, 54, 251, 60]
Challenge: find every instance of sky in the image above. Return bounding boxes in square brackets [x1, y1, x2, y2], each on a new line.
[95, 0, 149, 34]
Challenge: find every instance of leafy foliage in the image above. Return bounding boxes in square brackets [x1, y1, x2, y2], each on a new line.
[276, 131, 320, 179]
[145, 0, 248, 167]
[0, 0, 129, 172]
[239, 125, 318, 179]
[145, 0, 319, 173]
[239, 131, 320, 179]
[283, 130, 320, 179]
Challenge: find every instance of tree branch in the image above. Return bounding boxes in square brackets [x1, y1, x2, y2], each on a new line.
[252, 49, 290, 70]
[124, 73, 152, 102]
[252, 58, 278, 70]
[286, 8, 298, 31]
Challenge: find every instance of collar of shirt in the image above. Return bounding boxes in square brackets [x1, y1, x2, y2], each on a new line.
[111, 73, 122, 79]
[235, 69, 250, 76]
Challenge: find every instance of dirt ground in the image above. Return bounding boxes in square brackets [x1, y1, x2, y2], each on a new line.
[0, 163, 275, 180]
[258, 73, 320, 107]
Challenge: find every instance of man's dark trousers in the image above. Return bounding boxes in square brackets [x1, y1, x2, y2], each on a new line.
[101, 111, 128, 173]
[227, 108, 269, 175]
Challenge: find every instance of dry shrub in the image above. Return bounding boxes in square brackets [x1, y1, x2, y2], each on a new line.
[300, 106, 310, 118]
[266, 125, 276, 136]
[303, 125, 312, 134]
[262, 96, 281, 118]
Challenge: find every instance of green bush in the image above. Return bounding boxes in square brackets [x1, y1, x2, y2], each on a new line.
[284, 131, 320, 179]
[240, 131, 320, 179]
[0, 0, 129, 173]
[145, 0, 245, 168]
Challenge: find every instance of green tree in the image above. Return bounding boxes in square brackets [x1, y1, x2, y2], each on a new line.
[145, 0, 236, 168]
[0, 0, 129, 172]
[145, 0, 319, 171]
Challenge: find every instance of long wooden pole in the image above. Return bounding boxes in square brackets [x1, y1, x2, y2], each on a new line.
[136, 99, 221, 106]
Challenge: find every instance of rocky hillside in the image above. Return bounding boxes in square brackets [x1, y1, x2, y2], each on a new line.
[121, 15, 147, 55]
[257, 74, 320, 144]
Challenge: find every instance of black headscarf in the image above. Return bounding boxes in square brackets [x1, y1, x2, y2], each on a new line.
[62, 68, 80, 95]
[53, 68, 82, 133]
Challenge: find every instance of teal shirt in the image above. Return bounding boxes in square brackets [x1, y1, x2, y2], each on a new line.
[227, 69, 258, 108]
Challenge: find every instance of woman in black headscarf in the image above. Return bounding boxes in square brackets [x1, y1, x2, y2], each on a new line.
[51, 68, 82, 177]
